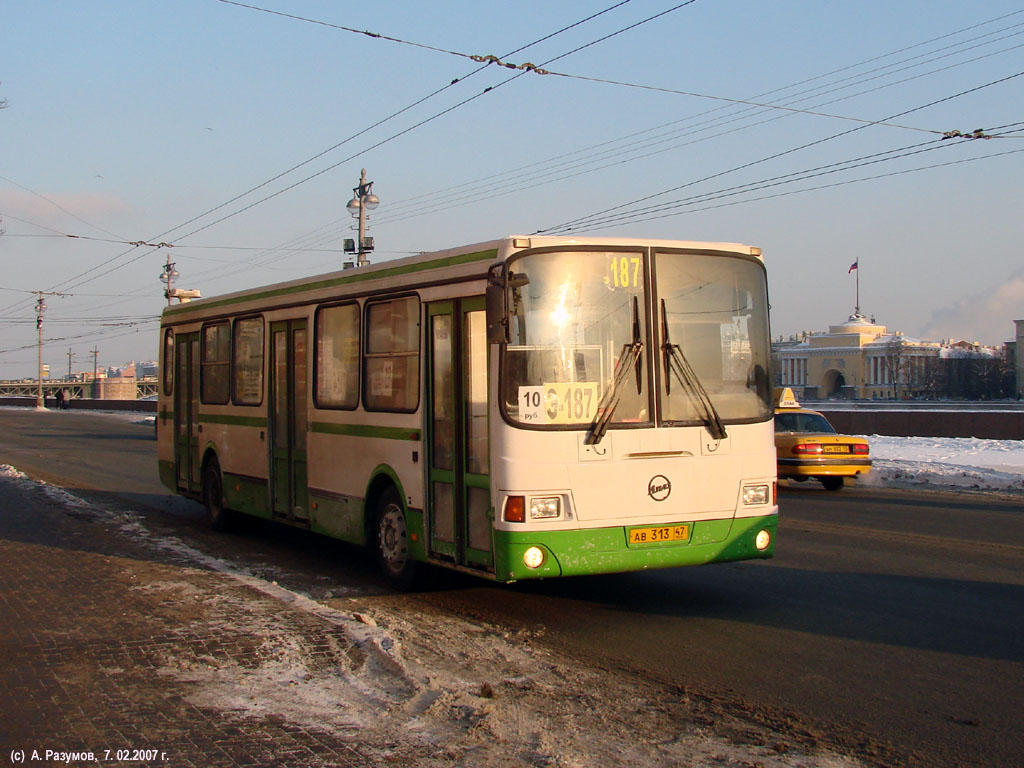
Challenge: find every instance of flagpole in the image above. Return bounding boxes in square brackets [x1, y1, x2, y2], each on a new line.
[855, 259, 860, 317]
[849, 259, 861, 316]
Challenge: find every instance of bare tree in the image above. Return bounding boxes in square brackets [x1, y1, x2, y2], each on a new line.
[882, 336, 907, 400]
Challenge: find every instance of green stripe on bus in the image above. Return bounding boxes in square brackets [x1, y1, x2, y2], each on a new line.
[493, 515, 777, 582]
[311, 422, 421, 441]
[163, 248, 499, 317]
[199, 413, 268, 428]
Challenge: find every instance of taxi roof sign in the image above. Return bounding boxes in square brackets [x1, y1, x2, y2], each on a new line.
[773, 387, 800, 409]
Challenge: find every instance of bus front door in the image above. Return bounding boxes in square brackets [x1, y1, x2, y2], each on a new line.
[174, 332, 201, 494]
[269, 319, 310, 524]
[427, 299, 492, 571]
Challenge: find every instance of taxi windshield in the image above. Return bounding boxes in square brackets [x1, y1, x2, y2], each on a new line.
[775, 411, 837, 434]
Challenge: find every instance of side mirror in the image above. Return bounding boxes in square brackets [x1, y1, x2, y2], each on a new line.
[486, 263, 509, 344]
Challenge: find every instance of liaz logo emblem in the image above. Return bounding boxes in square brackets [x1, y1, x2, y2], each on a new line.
[648, 475, 671, 501]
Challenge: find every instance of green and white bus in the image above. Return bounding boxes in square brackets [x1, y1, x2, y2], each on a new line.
[157, 236, 777, 586]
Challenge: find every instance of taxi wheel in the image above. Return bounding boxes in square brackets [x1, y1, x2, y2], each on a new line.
[820, 476, 844, 492]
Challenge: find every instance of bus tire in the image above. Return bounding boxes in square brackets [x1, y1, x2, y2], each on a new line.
[820, 476, 844, 492]
[203, 457, 233, 531]
[374, 487, 418, 590]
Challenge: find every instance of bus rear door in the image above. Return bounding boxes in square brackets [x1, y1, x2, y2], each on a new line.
[269, 319, 310, 524]
[174, 332, 201, 494]
[426, 298, 492, 571]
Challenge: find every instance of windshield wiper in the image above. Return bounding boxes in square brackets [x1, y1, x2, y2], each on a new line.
[661, 299, 727, 441]
[584, 297, 643, 446]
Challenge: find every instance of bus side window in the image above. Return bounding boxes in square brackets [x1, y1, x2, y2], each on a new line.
[232, 317, 264, 406]
[163, 328, 174, 396]
[201, 322, 231, 404]
[364, 296, 420, 412]
[315, 302, 360, 409]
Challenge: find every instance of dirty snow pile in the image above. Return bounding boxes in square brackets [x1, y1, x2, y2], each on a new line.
[861, 435, 1024, 493]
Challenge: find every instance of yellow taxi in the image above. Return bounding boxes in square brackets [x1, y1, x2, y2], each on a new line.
[773, 388, 870, 491]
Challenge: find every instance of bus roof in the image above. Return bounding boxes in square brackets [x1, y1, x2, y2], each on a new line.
[161, 235, 761, 324]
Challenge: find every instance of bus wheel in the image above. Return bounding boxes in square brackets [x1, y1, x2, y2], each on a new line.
[375, 488, 418, 590]
[820, 476, 845, 492]
[203, 458, 233, 531]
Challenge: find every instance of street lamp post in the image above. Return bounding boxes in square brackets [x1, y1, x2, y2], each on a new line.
[160, 254, 179, 306]
[35, 294, 46, 408]
[345, 169, 380, 267]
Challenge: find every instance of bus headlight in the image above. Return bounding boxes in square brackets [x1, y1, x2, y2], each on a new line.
[523, 546, 546, 569]
[530, 496, 561, 519]
[755, 529, 772, 551]
[742, 484, 770, 506]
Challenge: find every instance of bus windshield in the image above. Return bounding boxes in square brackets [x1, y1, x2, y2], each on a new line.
[501, 248, 771, 429]
[655, 251, 772, 426]
[502, 250, 649, 428]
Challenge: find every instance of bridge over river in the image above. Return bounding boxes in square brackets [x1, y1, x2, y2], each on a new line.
[0, 379, 158, 401]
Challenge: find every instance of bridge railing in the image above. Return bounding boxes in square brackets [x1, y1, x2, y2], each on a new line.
[0, 379, 158, 400]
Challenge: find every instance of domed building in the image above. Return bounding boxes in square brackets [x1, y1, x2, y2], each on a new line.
[773, 313, 942, 400]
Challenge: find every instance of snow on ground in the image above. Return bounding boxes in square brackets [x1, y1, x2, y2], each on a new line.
[860, 435, 1024, 494]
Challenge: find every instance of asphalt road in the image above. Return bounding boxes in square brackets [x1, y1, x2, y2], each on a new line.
[1, 407, 1021, 768]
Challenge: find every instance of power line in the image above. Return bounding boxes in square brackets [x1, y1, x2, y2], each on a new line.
[0, 176, 126, 241]
[216, 0, 492, 61]
[577, 146, 1024, 230]
[548, 120, 1024, 229]
[536, 70, 1024, 234]
[157, 1, 701, 249]
[88, 1, 698, 294]
[5, 0, 650, 306]
[367, 23, 1024, 230]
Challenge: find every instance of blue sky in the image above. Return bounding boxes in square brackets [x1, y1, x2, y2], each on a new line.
[2, 1, 1023, 378]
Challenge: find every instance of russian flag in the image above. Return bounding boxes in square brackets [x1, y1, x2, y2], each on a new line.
[848, 260, 858, 273]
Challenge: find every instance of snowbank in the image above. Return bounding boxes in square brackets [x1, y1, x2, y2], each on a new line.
[861, 435, 1024, 494]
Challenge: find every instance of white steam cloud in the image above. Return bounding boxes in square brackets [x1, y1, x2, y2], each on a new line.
[920, 268, 1024, 346]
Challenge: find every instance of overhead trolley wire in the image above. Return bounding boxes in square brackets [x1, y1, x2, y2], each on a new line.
[125, 1, 701, 292]
[216, 0, 485, 61]
[0, 0, 672, 328]
[584, 146, 1024, 230]
[378, 9, 1024, 215]
[165, 0, 700, 248]
[536, 70, 1024, 234]
[8, 24, 1018, 291]
[556, 138, 970, 230]
[4, 0, 632, 319]
[19, 0, 648, 304]
[530, 119, 1024, 230]
[143, 0, 638, 247]
[367, 18, 1024, 230]
[370, 49, 1024, 231]
[0, 175, 126, 242]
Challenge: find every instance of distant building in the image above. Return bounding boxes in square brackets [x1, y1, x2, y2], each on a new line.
[770, 313, 1006, 400]
[136, 361, 158, 378]
[1015, 320, 1024, 398]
